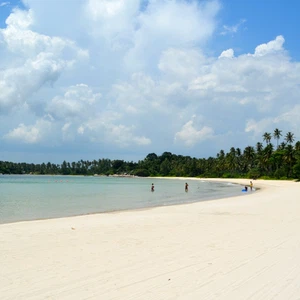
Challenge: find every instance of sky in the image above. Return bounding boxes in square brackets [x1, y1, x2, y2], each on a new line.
[1, 0, 300, 164]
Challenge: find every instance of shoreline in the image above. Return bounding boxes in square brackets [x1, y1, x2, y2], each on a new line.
[1, 178, 299, 299]
[0, 177, 247, 226]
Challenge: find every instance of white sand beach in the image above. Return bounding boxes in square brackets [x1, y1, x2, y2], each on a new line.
[1, 179, 300, 300]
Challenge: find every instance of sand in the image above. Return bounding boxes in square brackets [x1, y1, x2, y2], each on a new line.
[1, 179, 300, 300]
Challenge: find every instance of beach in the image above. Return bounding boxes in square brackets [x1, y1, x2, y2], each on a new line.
[1, 178, 300, 299]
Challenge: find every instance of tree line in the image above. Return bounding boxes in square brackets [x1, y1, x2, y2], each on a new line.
[1, 129, 300, 180]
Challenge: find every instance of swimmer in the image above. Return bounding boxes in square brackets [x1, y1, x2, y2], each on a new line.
[185, 182, 189, 192]
[151, 183, 154, 192]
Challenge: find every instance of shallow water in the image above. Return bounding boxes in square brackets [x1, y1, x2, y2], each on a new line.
[0, 175, 244, 224]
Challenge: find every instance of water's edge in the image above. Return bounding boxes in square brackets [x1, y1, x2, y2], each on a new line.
[0, 175, 251, 225]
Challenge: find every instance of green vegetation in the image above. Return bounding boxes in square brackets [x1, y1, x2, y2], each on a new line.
[1, 129, 300, 180]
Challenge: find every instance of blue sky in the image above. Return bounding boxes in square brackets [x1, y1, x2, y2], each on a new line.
[1, 0, 300, 164]
[214, 0, 300, 60]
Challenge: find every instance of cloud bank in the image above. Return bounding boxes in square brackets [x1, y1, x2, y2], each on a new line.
[1, 0, 300, 163]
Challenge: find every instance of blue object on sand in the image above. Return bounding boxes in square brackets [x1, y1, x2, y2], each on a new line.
[242, 189, 247, 192]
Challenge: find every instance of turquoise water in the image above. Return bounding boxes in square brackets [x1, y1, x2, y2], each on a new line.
[0, 175, 244, 224]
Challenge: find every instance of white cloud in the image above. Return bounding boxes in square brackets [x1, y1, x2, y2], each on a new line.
[272, 105, 300, 135]
[124, 0, 220, 71]
[0, 8, 88, 113]
[0, 2, 10, 7]
[1, 8, 88, 58]
[245, 104, 300, 139]
[85, 0, 140, 50]
[112, 72, 159, 114]
[219, 48, 234, 59]
[189, 36, 300, 106]
[5, 7, 33, 29]
[175, 117, 214, 146]
[1, 1, 300, 163]
[4, 118, 52, 144]
[245, 118, 274, 136]
[221, 19, 246, 36]
[46, 84, 101, 120]
[189, 73, 218, 91]
[0, 53, 68, 111]
[82, 118, 152, 147]
[106, 123, 151, 147]
[158, 48, 206, 80]
[254, 35, 285, 57]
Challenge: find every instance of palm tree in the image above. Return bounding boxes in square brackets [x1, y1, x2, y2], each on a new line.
[262, 143, 274, 174]
[256, 142, 263, 154]
[273, 128, 282, 149]
[255, 142, 264, 173]
[278, 142, 286, 150]
[283, 144, 295, 177]
[285, 132, 295, 144]
[263, 132, 272, 145]
[243, 146, 255, 171]
[226, 147, 237, 172]
[217, 149, 225, 159]
[236, 148, 242, 173]
[216, 150, 225, 176]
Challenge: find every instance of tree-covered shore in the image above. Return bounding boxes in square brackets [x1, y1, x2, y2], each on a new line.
[1, 129, 300, 180]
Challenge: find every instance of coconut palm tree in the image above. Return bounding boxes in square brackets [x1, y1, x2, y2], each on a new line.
[217, 149, 225, 159]
[262, 143, 274, 174]
[235, 147, 242, 173]
[226, 147, 237, 172]
[255, 142, 264, 172]
[285, 132, 295, 144]
[256, 142, 263, 154]
[243, 146, 255, 171]
[216, 150, 226, 176]
[283, 144, 295, 177]
[263, 132, 272, 145]
[273, 128, 282, 149]
[278, 142, 286, 150]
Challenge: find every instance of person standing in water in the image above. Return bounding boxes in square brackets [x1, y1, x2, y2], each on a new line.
[250, 181, 253, 191]
[185, 182, 189, 192]
[151, 183, 155, 192]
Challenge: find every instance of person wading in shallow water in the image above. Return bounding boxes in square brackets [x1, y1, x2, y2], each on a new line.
[151, 183, 155, 192]
[185, 182, 189, 192]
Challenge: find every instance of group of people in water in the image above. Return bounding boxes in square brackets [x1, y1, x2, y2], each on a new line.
[151, 182, 189, 192]
[151, 181, 253, 193]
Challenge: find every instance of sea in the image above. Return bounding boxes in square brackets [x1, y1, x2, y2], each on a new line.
[0, 175, 245, 224]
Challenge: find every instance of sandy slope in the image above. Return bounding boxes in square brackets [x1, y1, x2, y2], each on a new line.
[1, 179, 300, 300]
